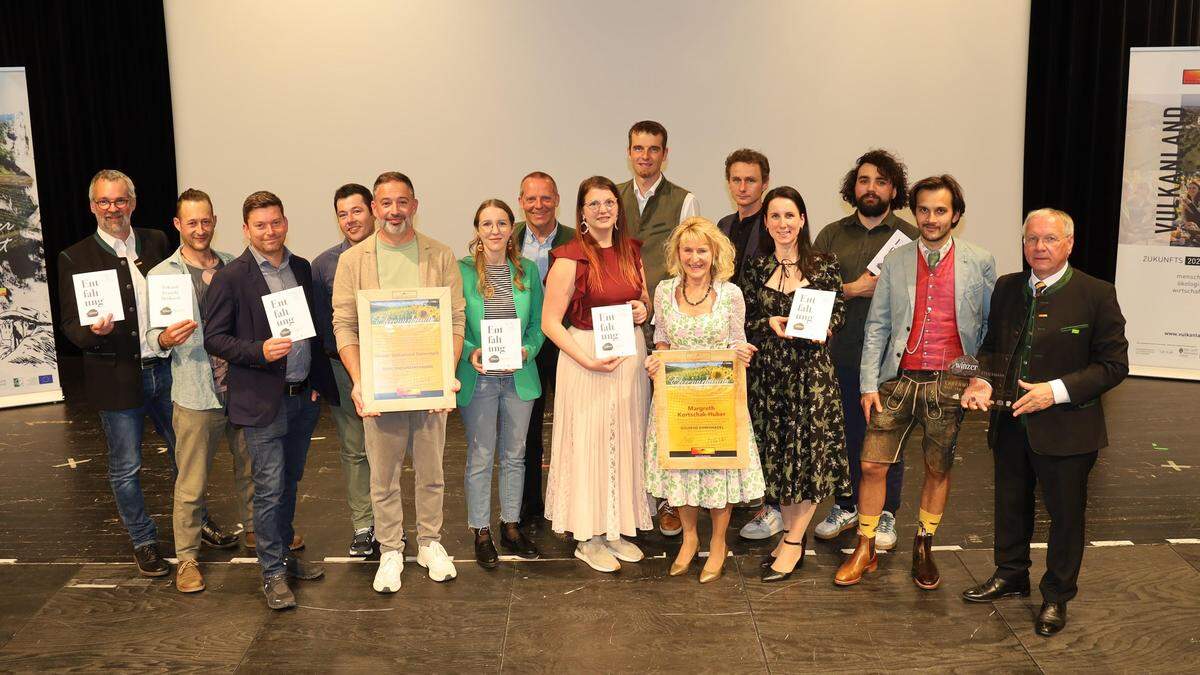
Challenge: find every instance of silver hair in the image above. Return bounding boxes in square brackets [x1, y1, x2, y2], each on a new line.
[1022, 207, 1074, 237]
[88, 169, 137, 202]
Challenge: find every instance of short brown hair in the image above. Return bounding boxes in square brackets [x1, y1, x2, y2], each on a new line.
[724, 148, 770, 181]
[242, 190, 284, 223]
[839, 149, 909, 210]
[909, 174, 966, 224]
[175, 188, 212, 217]
[628, 120, 668, 149]
[519, 171, 558, 195]
[373, 171, 414, 193]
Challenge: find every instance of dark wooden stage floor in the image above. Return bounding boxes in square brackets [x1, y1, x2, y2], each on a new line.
[0, 357, 1197, 672]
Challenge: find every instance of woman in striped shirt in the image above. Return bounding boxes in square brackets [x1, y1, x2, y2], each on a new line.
[456, 199, 546, 568]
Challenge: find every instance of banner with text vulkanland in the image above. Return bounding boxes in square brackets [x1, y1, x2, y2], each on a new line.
[1117, 48, 1200, 380]
[0, 68, 63, 407]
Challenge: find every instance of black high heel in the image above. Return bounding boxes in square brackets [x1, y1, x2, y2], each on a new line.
[761, 535, 807, 583]
[759, 530, 788, 569]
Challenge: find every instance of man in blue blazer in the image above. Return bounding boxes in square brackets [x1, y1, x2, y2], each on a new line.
[835, 175, 996, 591]
[203, 190, 337, 610]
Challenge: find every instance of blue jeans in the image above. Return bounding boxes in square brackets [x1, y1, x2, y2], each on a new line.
[460, 375, 533, 529]
[241, 387, 320, 579]
[835, 365, 904, 514]
[98, 359, 177, 548]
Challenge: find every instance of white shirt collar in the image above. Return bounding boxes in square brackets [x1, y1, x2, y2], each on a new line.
[917, 236, 953, 257]
[1030, 263, 1069, 290]
[97, 227, 135, 257]
[635, 174, 665, 201]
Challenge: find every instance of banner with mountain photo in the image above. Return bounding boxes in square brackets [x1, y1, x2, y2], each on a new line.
[0, 67, 63, 407]
[1116, 48, 1200, 381]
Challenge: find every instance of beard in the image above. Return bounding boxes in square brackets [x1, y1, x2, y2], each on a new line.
[383, 218, 410, 235]
[856, 194, 888, 218]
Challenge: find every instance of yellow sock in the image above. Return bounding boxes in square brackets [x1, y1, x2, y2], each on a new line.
[858, 513, 881, 539]
[918, 508, 942, 536]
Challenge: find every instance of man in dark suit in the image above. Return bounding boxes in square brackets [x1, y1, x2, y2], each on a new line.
[58, 169, 186, 577]
[513, 171, 574, 526]
[203, 190, 337, 610]
[960, 208, 1128, 637]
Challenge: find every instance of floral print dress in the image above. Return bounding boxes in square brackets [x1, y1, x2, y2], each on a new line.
[643, 278, 766, 508]
[743, 254, 851, 504]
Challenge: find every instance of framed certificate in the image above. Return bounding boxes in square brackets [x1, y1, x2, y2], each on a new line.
[653, 349, 750, 470]
[356, 287, 456, 413]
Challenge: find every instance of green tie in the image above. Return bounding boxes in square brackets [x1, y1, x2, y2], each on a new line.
[927, 249, 940, 270]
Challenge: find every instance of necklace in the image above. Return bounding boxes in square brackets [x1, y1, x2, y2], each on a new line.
[773, 256, 800, 292]
[682, 282, 712, 306]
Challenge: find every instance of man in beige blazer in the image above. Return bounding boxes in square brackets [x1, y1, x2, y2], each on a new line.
[332, 171, 465, 593]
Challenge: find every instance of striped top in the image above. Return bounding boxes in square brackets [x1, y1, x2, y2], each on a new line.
[483, 264, 518, 319]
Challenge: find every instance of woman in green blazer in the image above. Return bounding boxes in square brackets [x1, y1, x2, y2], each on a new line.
[458, 199, 546, 568]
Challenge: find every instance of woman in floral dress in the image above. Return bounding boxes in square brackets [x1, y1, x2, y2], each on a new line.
[743, 186, 851, 582]
[644, 217, 765, 583]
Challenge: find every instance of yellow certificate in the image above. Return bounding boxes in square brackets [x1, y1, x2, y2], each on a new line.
[654, 349, 750, 470]
[357, 287, 456, 413]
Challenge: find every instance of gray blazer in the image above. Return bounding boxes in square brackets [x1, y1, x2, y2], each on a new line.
[860, 238, 997, 392]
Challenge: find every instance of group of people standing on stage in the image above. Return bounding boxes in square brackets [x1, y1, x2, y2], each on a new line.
[57, 120, 1128, 637]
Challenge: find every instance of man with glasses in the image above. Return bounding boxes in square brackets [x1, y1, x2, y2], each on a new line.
[332, 171, 465, 593]
[812, 150, 918, 552]
[313, 183, 378, 557]
[513, 171, 574, 527]
[57, 169, 177, 577]
[961, 209, 1127, 637]
[617, 119, 699, 538]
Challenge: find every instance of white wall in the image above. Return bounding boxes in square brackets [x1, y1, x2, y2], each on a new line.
[165, 0, 1030, 273]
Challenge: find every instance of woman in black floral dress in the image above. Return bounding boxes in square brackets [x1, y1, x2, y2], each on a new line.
[744, 186, 851, 582]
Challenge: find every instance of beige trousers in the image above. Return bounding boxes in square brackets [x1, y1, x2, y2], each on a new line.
[363, 410, 447, 553]
[172, 403, 255, 560]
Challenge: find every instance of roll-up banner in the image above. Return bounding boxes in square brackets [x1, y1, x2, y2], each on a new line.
[0, 67, 64, 407]
[1117, 47, 1200, 380]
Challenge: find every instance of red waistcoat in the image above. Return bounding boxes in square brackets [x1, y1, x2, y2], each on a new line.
[900, 245, 964, 371]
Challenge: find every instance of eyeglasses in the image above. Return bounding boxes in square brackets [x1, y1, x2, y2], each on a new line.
[94, 198, 131, 209]
[1021, 235, 1065, 247]
[584, 199, 618, 212]
[478, 221, 512, 232]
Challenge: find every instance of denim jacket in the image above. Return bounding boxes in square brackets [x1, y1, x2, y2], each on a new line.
[146, 247, 236, 411]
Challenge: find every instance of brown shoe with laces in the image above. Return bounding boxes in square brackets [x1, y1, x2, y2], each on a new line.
[175, 559, 205, 593]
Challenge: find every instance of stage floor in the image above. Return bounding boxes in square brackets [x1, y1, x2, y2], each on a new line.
[0, 358, 1197, 672]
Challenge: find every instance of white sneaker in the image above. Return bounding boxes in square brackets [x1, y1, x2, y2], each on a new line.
[876, 510, 898, 551]
[373, 549, 403, 593]
[604, 537, 644, 563]
[574, 537, 620, 573]
[814, 504, 859, 540]
[416, 541, 458, 582]
[738, 504, 784, 540]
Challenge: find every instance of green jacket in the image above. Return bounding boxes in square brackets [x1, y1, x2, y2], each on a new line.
[457, 256, 546, 406]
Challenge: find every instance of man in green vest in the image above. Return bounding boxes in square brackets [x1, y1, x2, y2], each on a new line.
[513, 171, 575, 527]
[617, 120, 699, 538]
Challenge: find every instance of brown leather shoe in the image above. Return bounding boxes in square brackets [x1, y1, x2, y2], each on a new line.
[243, 533, 304, 551]
[175, 559, 205, 593]
[834, 535, 877, 586]
[912, 532, 940, 590]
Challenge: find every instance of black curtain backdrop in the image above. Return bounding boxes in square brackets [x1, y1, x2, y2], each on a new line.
[0, 1, 177, 355]
[1025, 0, 1200, 282]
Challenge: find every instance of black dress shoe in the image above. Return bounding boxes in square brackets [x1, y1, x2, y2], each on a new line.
[761, 536, 806, 583]
[499, 522, 539, 559]
[200, 518, 239, 549]
[962, 574, 1031, 603]
[284, 555, 325, 580]
[1035, 601, 1067, 636]
[760, 529, 789, 568]
[474, 527, 499, 569]
[133, 543, 170, 577]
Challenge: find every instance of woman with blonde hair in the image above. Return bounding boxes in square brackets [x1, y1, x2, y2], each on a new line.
[457, 198, 544, 568]
[644, 217, 765, 583]
[542, 176, 653, 573]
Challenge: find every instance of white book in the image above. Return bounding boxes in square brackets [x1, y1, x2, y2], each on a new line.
[785, 287, 836, 341]
[481, 318, 523, 371]
[72, 269, 125, 326]
[866, 229, 913, 275]
[591, 304, 637, 357]
[148, 274, 194, 328]
[262, 286, 316, 341]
